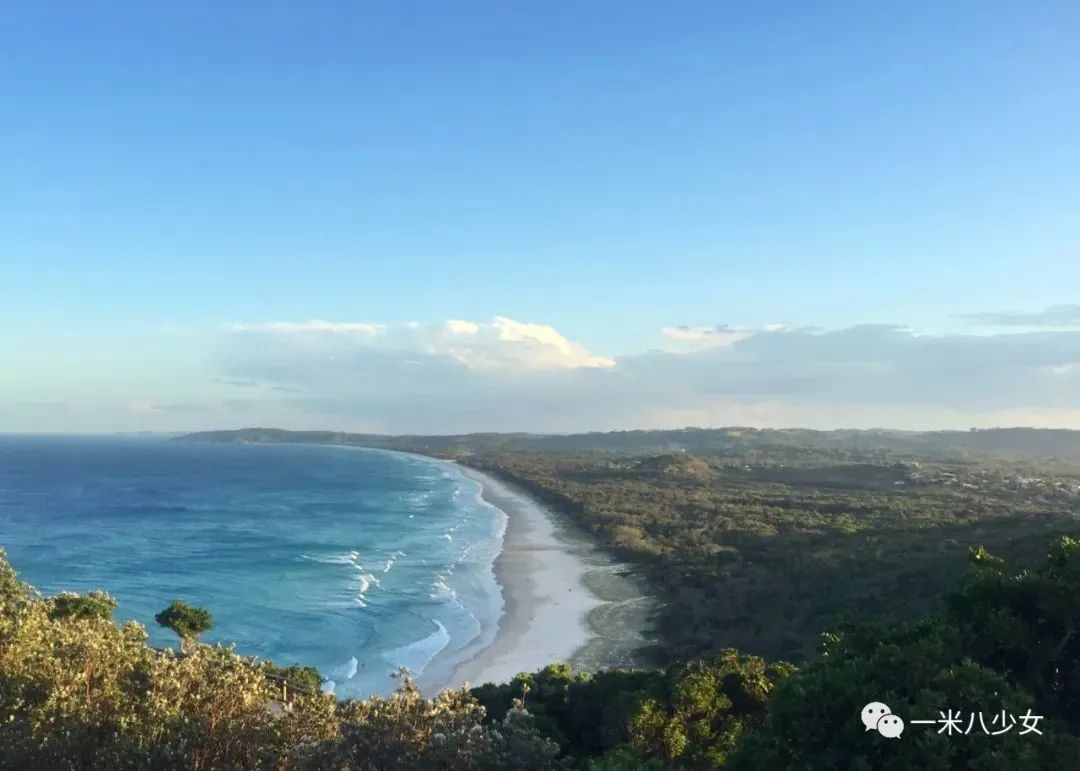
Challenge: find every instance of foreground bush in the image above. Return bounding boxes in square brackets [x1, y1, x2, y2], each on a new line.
[303, 673, 566, 770]
[0, 552, 336, 768]
[6, 536, 1080, 769]
[0, 549, 562, 770]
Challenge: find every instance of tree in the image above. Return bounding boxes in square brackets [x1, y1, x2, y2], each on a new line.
[473, 664, 669, 762]
[946, 537, 1080, 730]
[727, 624, 1080, 770]
[726, 540, 1080, 770]
[622, 651, 793, 769]
[155, 599, 213, 651]
[49, 590, 117, 622]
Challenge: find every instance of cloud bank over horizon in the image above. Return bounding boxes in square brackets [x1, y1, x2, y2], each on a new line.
[957, 304, 1080, 329]
[5, 308, 1080, 434]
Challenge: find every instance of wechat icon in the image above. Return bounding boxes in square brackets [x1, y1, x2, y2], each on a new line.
[862, 702, 904, 739]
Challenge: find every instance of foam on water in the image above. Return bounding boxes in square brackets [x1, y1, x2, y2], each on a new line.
[333, 656, 359, 681]
[382, 620, 450, 675]
[355, 572, 379, 596]
[301, 551, 362, 565]
[429, 576, 457, 602]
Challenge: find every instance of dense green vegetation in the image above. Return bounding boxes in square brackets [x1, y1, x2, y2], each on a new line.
[0, 550, 563, 769]
[472, 652, 793, 768]
[8, 541, 1080, 768]
[182, 427, 1080, 663]
[725, 537, 1080, 770]
[262, 662, 325, 694]
[465, 451, 1080, 663]
[49, 590, 118, 623]
[182, 426, 1080, 464]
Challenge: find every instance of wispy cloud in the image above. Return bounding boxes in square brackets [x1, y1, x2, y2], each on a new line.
[227, 320, 386, 335]
[957, 304, 1080, 328]
[126, 401, 162, 414]
[226, 316, 614, 372]
[660, 325, 755, 349]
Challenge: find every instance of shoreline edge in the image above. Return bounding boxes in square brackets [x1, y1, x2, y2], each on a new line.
[439, 463, 607, 690]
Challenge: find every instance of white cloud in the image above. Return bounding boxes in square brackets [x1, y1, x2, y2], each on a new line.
[126, 401, 162, 414]
[445, 320, 480, 335]
[227, 316, 613, 373]
[660, 325, 755, 349]
[213, 320, 1080, 433]
[487, 316, 614, 369]
[957, 304, 1080, 329]
[9, 315, 1080, 434]
[1048, 363, 1079, 375]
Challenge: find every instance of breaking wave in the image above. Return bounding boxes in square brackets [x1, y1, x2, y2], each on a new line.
[382, 620, 450, 675]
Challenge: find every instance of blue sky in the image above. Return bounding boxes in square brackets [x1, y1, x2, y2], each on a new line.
[3, 2, 1080, 432]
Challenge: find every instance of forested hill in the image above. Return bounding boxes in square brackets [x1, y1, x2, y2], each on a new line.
[180, 426, 1080, 463]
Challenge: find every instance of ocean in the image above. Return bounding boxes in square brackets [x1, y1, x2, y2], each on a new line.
[0, 435, 506, 698]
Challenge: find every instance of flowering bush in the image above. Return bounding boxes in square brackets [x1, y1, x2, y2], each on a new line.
[0, 549, 562, 770]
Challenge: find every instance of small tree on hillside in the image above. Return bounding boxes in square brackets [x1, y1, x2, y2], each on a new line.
[49, 590, 118, 622]
[155, 600, 213, 652]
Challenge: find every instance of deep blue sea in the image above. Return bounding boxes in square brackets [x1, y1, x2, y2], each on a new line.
[0, 436, 506, 698]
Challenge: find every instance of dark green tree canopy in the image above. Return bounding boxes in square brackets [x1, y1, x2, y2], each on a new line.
[726, 538, 1080, 770]
[49, 590, 117, 622]
[264, 662, 324, 693]
[155, 599, 213, 645]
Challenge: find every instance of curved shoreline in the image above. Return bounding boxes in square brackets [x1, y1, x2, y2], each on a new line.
[441, 464, 606, 689]
[317, 446, 649, 693]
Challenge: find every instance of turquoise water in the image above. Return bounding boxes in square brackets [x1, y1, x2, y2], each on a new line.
[0, 436, 506, 698]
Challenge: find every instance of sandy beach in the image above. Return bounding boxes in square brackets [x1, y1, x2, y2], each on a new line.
[442, 464, 647, 690]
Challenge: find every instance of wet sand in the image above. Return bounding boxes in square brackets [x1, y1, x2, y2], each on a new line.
[326, 447, 651, 694]
[444, 465, 609, 688]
